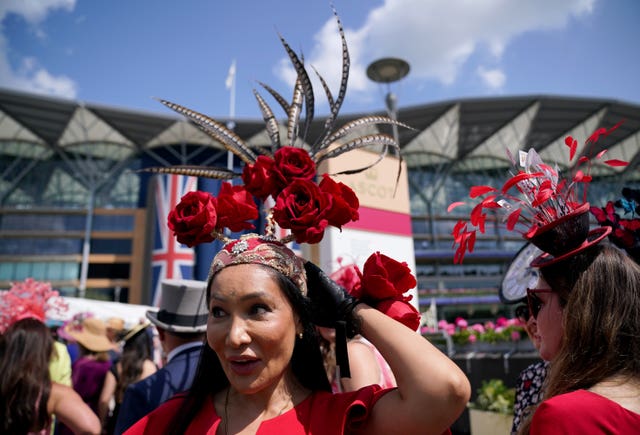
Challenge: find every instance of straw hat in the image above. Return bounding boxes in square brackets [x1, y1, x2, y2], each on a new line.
[106, 316, 125, 332]
[121, 321, 151, 343]
[64, 317, 113, 352]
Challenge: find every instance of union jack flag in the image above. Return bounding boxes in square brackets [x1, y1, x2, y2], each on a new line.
[150, 174, 197, 306]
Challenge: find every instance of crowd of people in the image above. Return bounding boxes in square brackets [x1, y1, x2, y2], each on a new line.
[2, 6, 639, 435]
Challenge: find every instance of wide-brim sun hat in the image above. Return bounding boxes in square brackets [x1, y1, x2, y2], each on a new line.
[64, 316, 113, 352]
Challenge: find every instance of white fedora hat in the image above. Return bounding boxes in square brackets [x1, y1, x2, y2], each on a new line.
[146, 279, 208, 333]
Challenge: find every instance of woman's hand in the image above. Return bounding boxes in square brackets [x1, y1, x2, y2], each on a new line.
[304, 261, 360, 337]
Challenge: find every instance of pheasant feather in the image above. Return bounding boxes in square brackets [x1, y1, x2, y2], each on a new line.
[156, 99, 257, 165]
[141, 165, 238, 180]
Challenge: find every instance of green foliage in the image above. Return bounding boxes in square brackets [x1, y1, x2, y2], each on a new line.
[471, 379, 515, 415]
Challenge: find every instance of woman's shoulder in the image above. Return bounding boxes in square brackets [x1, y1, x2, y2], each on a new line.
[140, 359, 158, 377]
[533, 389, 640, 433]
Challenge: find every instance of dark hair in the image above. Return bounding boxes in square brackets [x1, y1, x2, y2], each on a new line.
[168, 264, 330, 434]
[519, 244, 640, 434]
[0, 318, 54, 434]
[116, 326, 154, 402]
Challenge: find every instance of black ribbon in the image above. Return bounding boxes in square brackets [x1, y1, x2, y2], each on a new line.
[156, 310, 208, 327]
[335, 320, 351, 378]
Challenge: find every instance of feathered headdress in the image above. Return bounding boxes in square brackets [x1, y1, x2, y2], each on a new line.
[0, 278, 68, 333]
[144, 7, 410, 247]
[449, 122, 628, 265]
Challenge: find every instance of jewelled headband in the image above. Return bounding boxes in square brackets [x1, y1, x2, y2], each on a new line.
[208, 234, 307, 296]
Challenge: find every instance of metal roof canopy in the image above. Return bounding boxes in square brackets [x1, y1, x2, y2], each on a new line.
[1, 87, 639, 175]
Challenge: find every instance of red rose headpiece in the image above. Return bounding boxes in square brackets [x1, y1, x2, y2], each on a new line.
[145, 8, 410, 252]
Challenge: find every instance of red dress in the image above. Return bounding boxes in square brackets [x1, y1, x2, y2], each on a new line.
[124, 384, 391, 434]
[531, 389, 640, 434]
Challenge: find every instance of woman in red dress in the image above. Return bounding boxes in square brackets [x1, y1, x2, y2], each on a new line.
[125, 7, 470, 433]
[520, 243, 640, 434]
[125, 236, 470, 435]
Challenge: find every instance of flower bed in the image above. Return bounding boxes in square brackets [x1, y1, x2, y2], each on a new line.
[422, 316, 528, 353]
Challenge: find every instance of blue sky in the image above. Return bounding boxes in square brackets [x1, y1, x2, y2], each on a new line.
[1, 0, 639, 121]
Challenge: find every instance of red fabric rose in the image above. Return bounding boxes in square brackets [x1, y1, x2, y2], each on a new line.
[361, 252, 417, 300]
[375, 299, 421, 331]
[271, 147, 316, 196]
[168, 191, 217, 247]
[272, 179, 330, 244]
[215, 182, 259, 232]
[242, 155, 277, 200]
[318, 174, 359, 228]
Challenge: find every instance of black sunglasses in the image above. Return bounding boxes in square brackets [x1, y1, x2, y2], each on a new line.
[526, 288, 553, 319]
[514, 304, 530, 322]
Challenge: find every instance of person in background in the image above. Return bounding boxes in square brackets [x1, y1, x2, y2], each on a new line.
[519, 242, 640, 434]
[99, 322, 157, 435]
[113, 279, 207, 434]
[511, 303, 548, 434]
[63, 316, 113, 419]
[49, 331, 73, 434]
[317, 259, 399, 393]
[317, 326, 396, 393]
[57, 313, 86, 364]
[50, 332, 73, 387]
[0, 279, 101, 435]
[105, 317, 125, 362]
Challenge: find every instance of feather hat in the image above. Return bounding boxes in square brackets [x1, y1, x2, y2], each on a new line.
[145, 7, 411, 288]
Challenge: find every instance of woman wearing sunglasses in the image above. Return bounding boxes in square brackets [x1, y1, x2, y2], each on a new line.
[517, 241, 640, 434]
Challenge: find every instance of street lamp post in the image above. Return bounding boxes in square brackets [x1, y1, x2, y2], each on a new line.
[366, 57, 410, 144]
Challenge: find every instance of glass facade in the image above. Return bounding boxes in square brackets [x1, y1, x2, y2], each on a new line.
[1, 89, 638, 314]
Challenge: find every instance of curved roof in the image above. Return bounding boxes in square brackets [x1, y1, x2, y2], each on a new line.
[1, 87, 639, 178]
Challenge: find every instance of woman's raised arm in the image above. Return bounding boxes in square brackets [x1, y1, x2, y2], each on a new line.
[355, 304, 470, 435]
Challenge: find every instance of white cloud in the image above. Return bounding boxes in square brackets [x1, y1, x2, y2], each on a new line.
[477, 66, 506, 90]
[276, 0, 595, 99]
[0, 0, 75, 24]
[0, 0, 77, 98]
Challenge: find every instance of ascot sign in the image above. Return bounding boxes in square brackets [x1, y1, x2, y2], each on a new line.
[326, 151, 411, 216]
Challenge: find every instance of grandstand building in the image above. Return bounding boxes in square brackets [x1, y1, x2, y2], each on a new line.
[1, 87, 638, 312]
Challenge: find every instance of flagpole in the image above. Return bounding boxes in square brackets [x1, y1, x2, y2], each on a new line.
[226, 59, 237, 172]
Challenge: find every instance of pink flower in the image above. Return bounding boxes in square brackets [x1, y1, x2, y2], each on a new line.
[468, 334, 478, 343]
[495, 316, 508, 327]
[455, 317, 468, 328]
[511, 331, 521, 341]
[471, 323, 486, 334]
